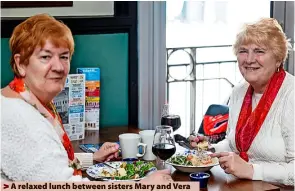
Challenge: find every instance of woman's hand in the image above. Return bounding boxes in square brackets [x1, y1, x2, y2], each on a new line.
[211, 152, 253, 179]
[189, 135, 208, 148]
[93, 142, 120, 162]
[140, 169, 173, 183]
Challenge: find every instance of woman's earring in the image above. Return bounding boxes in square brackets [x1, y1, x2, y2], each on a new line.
[277, 67, 280, 72]
[19, 71, 25, 77]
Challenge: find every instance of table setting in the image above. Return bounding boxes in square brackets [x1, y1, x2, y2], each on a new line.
[76, 113, 220, 190]
[70, 106, 287, 191]
[72, 126, 284, 191]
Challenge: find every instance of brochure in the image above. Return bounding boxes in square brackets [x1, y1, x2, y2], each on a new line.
[77, 68, 100, 130]
[53, 74, 86, 141]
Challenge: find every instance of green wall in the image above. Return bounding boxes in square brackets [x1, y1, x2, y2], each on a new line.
[1, 33, 129, 127]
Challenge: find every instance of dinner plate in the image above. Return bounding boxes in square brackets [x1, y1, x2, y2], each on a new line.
[86, 161, 157, 181]
[165, 150, 219, 173]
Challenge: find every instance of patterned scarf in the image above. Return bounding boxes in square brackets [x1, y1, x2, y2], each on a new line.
[235, 68, 286, 161]
[9, 77, 81, 175]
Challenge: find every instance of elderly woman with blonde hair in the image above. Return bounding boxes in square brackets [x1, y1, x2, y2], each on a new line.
[190, 18, 294, 186]
[1, 14, 172, 182]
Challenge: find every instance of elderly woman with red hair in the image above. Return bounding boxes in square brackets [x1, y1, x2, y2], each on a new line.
[1, 14, 172, 182]
[191, 18, 294, 186]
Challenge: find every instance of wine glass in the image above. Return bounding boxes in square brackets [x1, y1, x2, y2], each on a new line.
[152, 125, 176, 169]
[161, 115, 181, 132]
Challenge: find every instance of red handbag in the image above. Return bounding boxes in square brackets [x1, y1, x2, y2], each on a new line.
[203, 113, 229, 136]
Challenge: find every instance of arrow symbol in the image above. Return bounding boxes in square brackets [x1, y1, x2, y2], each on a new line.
[3, 184, 9, 189]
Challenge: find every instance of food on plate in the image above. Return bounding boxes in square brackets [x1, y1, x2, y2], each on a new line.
[187, 154, 213, 166]
[197, 141, 209, 151]
[169, 153, 216, 167]
[99, 161, 155, 180]
[188, 135, 209, 151]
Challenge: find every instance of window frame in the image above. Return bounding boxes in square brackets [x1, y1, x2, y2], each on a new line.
[138, 1, 294, 133]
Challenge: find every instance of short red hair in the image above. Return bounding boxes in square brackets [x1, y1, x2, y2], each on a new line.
[9, 13, 74, 77]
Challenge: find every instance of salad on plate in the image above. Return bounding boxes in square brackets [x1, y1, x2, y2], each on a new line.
[86, 161, 156, 181]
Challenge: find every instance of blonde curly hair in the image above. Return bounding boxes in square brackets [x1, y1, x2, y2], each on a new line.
[233, 18, 292, 64]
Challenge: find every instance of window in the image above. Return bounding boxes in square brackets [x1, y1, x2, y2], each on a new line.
[166, 1, 271, 137]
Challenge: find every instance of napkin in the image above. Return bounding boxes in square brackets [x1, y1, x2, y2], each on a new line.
[74, 153, 93, 169]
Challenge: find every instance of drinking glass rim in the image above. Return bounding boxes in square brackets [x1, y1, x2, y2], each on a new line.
[161, 114, 180, 119]
[155, 125, 173, 130]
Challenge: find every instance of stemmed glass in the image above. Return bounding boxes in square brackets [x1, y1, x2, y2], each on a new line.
[161, 115, 181, 132]
[152, 125, 176, 169]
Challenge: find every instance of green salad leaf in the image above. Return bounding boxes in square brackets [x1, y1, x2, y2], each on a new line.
[170, 155, 192, 166]
[114, 161, 155, 180]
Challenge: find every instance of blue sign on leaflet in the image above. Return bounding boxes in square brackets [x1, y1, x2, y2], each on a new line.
[69, 105, 84, 113]
[77, 68, 100, 81]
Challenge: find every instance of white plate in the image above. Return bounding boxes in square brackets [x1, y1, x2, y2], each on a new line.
[165, 150, 219, 173]
[86, 161, 157, 181]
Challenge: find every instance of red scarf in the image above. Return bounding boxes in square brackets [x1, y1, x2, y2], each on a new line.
[235, 68, 286, 161]
[9, 77, 81, 175]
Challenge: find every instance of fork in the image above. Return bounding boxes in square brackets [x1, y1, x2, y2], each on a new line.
[102, 162, 118, 170]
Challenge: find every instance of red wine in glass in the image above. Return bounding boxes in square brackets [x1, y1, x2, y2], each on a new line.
[152, 125, 176, 169]
[152, 143, 176, 160]
[161, 115, 181, 132]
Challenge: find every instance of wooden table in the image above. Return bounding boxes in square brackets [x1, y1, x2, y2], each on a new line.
[72, 126, 292, 191]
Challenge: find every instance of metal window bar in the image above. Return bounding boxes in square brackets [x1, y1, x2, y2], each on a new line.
[190, 48, 197, 136]
[166, 45, 237, 135]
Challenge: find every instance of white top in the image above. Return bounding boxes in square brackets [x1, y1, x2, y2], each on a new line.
[252, 93, 263, 109]
[212, 72, 294, 186]
[1, 95, 92, 181]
